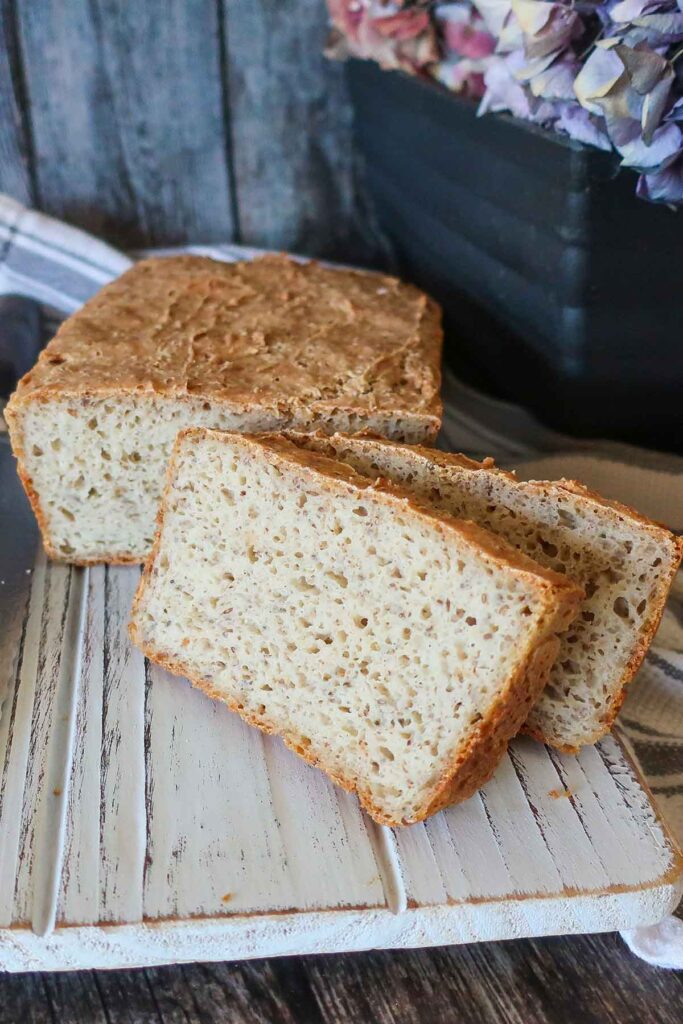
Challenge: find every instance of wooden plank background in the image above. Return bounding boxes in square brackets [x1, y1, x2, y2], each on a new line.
[0, 0, 386, 264]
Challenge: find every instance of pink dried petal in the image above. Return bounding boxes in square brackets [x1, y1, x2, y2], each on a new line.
[444, 19, 496, 58]
[371, 9, 431, 41]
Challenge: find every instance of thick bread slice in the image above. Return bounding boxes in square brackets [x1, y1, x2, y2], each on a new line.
[130, 429, 581, 826]
[278, 432, 683, 751]
[5, 254, 442, 565]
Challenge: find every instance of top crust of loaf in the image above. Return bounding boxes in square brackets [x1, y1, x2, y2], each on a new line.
[6, 254, 442, 437]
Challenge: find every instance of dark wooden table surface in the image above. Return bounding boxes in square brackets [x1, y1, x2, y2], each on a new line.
[1, 933, 682, 1024]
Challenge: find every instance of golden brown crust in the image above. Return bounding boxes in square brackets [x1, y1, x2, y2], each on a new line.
[554, 477, 681, 535]
[521, 480, 683, 750]
[277, 428, 507, 478]
[420, 634, 562, 817]
[131, 577, 578, 827]
[7, 254, 443, 429]
[5, 255, 443, 563]
[279, 431, 683, 752]
[129, 428, 583, 826]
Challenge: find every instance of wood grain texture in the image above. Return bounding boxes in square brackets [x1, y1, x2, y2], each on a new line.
[58, 567, 104, 925]
[99, 567, 146, 924]
[1, 935, 683, 1024]
[1, 554, 681, 971]
[0, 0, 33, 205]
[222, 0, 385, 263]
[0, 1, 387, 262]
[14, 0, 234, 248]
[142, 662, 386, 920]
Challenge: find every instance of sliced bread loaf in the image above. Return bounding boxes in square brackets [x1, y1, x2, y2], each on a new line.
[5, 254, 442, 565]
[129, 430, 582, 826]
[278, 432, 683, 751]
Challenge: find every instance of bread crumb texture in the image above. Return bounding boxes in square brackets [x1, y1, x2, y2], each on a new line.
[5, 255, 442, 563]
[130, 431, 572, 826]
[281, 432, 682, 751]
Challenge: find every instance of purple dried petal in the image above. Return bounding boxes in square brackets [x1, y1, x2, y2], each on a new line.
[607, 44, 674, 142]
[641, 66, 675, 141]
[614, 120, 682, 169]
[620, 13, 683, 47]
[478, 52, 535, 117]
[576, 39, 674, 147]
[574, 41, 626, 116]
[610, 0, 663, 21]
[528, 98, 563, 123]
[665, 95, 683, 121]
[528, 56, 582, 99]
[616, 43, 670, 94]
[557, 104, 613, 149]
[636, 156, 683, 200]
[514, 50, 559, 82]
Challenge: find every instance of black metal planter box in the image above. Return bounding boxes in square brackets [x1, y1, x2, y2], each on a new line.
[347, 59, 682, 452]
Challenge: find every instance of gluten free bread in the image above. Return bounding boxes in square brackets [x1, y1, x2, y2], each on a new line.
[5, 254, 442, 565]
[129, 430, 582, 826]
[279, 432, 683, 751]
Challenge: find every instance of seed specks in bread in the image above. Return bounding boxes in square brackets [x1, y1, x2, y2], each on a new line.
[5, 254, 442, 564]
[129, 430, 582, 826]
[279, 431, 682, 752]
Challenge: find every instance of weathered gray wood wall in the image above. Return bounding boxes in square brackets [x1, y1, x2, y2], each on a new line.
[0, 0, 385, 264]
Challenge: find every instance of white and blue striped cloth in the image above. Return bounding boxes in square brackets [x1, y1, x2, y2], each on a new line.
[1, 193, 682, 967]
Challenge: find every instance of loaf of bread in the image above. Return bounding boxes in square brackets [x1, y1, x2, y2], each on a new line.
[5, 254, 442, 565]
[278, 432, 683, 752]
[129, 429, 582, 826]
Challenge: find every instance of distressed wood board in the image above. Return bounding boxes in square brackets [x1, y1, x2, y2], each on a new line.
[0, 436, 681, 973]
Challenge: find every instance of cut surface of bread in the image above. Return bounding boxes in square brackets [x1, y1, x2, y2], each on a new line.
[130, 430, 581, 826]
[278, 432, 683, 751]
[5, 254, 442, 564]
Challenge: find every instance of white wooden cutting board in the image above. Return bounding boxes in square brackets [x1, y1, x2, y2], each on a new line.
[0, 551, 681, 973]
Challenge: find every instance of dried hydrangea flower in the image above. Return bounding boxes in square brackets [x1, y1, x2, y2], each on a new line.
[637, 154, 683, 201]
[434, 3, 496, 94]
[575, 40, 674, 143]
[325, 0, 683, 202]
[325, 0, 439, 72]
[556, 104, 613, 149]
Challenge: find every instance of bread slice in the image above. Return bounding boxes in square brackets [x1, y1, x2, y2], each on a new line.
[129, 429, 582, 826]
[278, 432, 683, 751]
[4, 254, 442, 565]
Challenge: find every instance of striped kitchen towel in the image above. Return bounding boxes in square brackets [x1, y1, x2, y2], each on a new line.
[1, 192, 682, 967]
